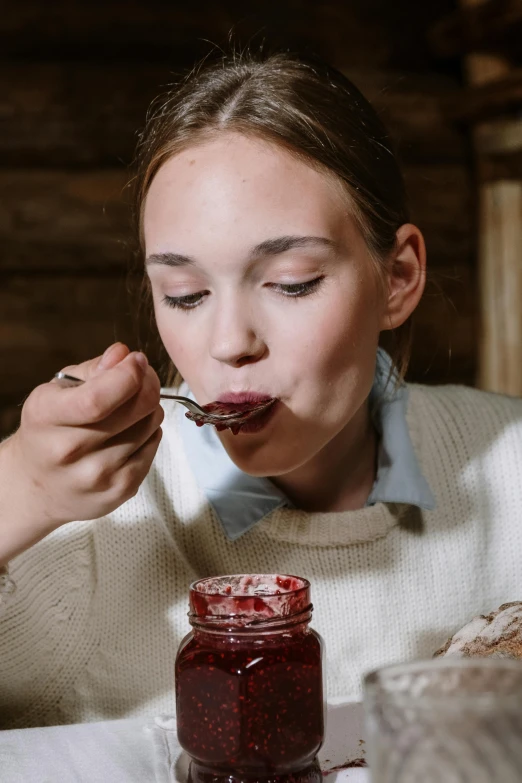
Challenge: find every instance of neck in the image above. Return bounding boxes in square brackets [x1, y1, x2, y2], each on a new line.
[271, 400, 378, 513]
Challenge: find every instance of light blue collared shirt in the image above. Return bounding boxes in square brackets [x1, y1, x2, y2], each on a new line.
[178, 349, 436, 540]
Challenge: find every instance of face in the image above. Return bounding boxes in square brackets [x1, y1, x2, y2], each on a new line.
[143, 133, 386, 476]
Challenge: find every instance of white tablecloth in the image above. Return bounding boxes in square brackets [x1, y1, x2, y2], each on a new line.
[0, 702, 369, 783]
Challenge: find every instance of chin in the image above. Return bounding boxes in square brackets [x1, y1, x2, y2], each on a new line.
[218, 433, 312, 478]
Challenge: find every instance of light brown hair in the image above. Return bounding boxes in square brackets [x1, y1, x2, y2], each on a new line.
[133, 50, 412, 380]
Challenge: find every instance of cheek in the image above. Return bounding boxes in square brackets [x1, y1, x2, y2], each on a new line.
[278, 285, 380, 374]
[154, 308, 200, 378]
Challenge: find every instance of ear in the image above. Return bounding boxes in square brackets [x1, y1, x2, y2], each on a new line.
[380, 223, 426, 331]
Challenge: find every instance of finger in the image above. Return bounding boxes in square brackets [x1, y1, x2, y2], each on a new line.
[57, 343, 130, 382]
[81, 363, 161, 440]
[111, 426, 163, 504]
[47, 391, 164, 470]
[71, 408, 163, 492]
[44, 351, 150, 426]
[26, 363, 161, 468]
[102, 406, 164, 468]
[93, 342, 130, 374]
[125, 424, 163, 470]
[73, 423, 163, 499]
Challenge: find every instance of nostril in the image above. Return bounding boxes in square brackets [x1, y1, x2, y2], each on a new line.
[234, 353, 261, 367]
[210, 338, 267, 367]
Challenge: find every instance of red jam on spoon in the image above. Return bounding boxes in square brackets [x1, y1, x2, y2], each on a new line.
[185, 399, 277, 434]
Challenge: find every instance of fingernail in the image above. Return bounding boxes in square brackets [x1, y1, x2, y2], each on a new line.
[133, 352, 149, 373]
[98, 343, 120, 370]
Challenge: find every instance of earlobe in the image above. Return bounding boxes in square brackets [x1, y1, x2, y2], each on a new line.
[380, 224, 426, 331]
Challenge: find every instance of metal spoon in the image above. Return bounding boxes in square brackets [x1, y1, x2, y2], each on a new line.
[53, 372, 272, 426]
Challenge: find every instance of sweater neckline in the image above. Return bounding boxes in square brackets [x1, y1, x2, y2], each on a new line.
[256, 500, 404, 546]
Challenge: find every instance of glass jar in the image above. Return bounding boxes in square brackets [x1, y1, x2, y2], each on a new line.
[175, 574, 325, 783]
[364, 658, 522, 783]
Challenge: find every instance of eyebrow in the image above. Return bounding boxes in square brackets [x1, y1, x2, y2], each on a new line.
[145, 251, 196, 267]
[249, 235, 337, 259]
[145, 235, 337, 267]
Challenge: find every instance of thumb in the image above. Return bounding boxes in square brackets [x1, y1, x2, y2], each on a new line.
[94, 342, 130, 373]
[56, 343, 131, 384]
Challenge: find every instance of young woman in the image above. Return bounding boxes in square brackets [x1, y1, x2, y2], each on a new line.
[1, 52, 522, 729]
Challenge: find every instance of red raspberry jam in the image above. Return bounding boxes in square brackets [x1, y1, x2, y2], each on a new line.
[201, 400, 273, 417]
[175, 574, 325, 783]
[185, 399, 277, 435]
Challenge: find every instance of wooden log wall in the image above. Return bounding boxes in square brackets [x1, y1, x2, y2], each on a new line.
[0, 0, 473, 437]
[456, 0, 522, 396]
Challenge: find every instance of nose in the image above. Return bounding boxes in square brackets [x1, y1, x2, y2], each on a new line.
[209, 296, 267, 367]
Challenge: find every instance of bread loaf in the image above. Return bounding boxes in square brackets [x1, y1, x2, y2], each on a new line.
[435, 602, 522, 659]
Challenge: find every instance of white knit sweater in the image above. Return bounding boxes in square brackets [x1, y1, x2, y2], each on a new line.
[2, 383, 522, 729]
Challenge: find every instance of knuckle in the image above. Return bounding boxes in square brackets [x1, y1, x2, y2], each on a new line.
[121, 361, 145, 393]
[145, 424, 163, 452]
[117, 430, 163, 500]
[125, 483, 141, 502]
[147, 426, 164, 459]
[140, 380, 161, 413]
[21, 384, 50, 427]
[144, 364, 161, 393]
[79, 459, 113, 493]
[117, 467, 143, 501]
[41, 436, 64, 468]
[78, 388, 106, 423]
[50, 435, 84, 467]
[148, 367, 161, 394]
[153, 406, 165, 428]
[79, 357, 103, 380]
[58, 437, 85, 466]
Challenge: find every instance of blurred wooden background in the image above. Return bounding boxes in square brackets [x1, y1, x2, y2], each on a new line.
[2, 0, 513, 437]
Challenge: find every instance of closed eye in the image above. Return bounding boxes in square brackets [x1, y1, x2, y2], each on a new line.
[162, 292, 208, 310]
[161, 276, 324, 311]
[268, 276, 324, 297]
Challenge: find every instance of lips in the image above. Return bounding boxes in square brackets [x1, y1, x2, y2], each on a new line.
[209, 392, 277, 434]
[216, 392, 275, 405]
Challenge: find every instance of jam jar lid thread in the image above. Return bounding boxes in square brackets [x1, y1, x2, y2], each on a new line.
[188, 605, 314, 632]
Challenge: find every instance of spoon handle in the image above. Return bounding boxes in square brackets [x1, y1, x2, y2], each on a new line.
[54, 372, 177, 399]
[52, 373, 242, 421]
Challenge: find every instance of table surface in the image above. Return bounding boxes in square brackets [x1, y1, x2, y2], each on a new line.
[0, 702, 369, 783]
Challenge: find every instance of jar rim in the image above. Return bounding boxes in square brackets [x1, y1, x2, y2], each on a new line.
[189, 573, 310, 597]
[188, 573, 312, 624]
[364, 657, 522, 706]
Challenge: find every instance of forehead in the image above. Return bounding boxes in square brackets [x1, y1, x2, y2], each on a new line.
[143, 133, 354, 249]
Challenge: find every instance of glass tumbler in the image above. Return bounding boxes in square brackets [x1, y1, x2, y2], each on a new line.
[175, 574, 325, 783]
[364, 658, 522, 783]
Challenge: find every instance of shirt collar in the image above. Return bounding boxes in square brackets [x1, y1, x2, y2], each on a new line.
[177, 349, 435, 541]
[366, 350, 435, 510]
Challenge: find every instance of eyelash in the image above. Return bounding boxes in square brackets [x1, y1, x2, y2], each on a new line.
[162, 292, 206, 310]
[162, 276, 324, 311]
